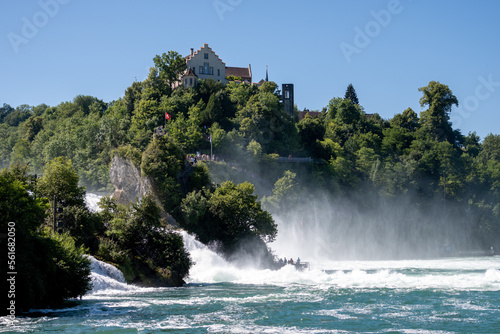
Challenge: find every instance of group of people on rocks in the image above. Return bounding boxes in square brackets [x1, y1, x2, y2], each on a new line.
[278, 257, 300, 265]
[186, 153, 215, 166]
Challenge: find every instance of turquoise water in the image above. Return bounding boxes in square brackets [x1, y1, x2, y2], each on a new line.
[3, 235, 500, 333]
[2, 195, 499, 333]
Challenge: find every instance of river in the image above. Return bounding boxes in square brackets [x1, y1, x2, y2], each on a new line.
[2, 194, 500, 333]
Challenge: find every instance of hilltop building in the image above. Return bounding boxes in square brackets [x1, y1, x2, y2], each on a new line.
[175, 43, 252, 88]
[174, 43, 297, 121]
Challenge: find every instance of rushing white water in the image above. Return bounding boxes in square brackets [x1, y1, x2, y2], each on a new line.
[83, 193, 500, 292]
[84, 192, 106, 212]
[181, 230, 500, 291]
[86, 255, 136, 294]
[7, 193, 498, 334]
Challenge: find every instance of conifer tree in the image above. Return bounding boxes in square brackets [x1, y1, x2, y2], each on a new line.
[344, 83, 359, 105]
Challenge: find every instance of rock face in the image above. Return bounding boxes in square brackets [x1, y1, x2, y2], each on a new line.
[109, 155, 152, 205]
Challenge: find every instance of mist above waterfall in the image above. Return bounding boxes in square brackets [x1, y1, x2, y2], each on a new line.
[269, 187, 482, 263]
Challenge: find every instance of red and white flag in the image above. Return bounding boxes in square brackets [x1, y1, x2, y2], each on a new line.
[165, 112, 171, 120]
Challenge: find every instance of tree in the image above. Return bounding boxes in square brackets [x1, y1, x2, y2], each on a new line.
[181, 181, 277, 254]
[344, 83, 359, 105]
[390, 108, 419, 132]
[73, 95, 107, 115]
[23, 115, 44, 142]
[3, 104, 32, 126]
[0, 168, 90, 313]
[418, 81, 458, 143]
[141, 135, 186, 215]
[479, 134, 500, 163]
[0, 103, 15, 123]
[97, 194, 192, 286]
[153, 51, 186, 90]
[166, 113, 203, 152]
[262, 170, 300, 215]
[38, 156, 85, 206]
[297, 114, 326, 158]
[124, 81, 143, 115]
[129, 98, 162, 149]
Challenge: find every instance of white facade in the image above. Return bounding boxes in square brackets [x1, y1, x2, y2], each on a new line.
[186, 43, 226, 83]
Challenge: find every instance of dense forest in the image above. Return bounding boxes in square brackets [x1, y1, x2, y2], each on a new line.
[1, 50, 500, 312]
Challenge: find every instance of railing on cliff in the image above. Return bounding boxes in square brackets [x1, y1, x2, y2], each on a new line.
[276, 156, 324, 164]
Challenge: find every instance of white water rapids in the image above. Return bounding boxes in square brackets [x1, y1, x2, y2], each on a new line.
[84, 193, 500, 294]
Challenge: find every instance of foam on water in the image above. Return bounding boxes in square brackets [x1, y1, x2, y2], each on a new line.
[84, 193, 500, 292]
[5, 193, 498, 333]
[86, 255, 138, 294]
[180, 229, 500, 291]
[84, 192, 106, 212]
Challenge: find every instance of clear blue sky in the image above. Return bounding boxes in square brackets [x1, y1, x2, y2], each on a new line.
[1, 0, 499, 139]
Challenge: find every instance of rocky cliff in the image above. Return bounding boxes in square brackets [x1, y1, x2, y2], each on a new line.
[109, 154, 179, 227]
[109, 154, 152, 205]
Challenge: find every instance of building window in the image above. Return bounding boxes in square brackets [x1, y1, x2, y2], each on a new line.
[217, 69, 220, 76]
[189, 78, 193, 85]
[192, 67, 195, 74]
[204, 63, 209, 75]
[185, 79, 188, 86]
[285, 91, 290, 99]
[204, 53, 208, 59]
[199, 66, 203, 74]
[209, 67, 214, 75]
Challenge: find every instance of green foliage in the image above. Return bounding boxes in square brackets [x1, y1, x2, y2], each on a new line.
[141, 135, 186, 215]
[166, 113, 203, 152]
[262, 170, 300, 215]
[3, 44, 500, 263]
[2, 104, 32, 126]
[97, 195, 192, 285]
[297, 114, 326, 157]
[129, 98, 162, 149]
[344, 83, 359, 105]
[0, 168, 91, 314]
[38, 156, 85, 206]
[181, 181, 277, 254]
[153, 51, 186, 89]
[113, 144, 142, 168]
[418, 81, 458, 143]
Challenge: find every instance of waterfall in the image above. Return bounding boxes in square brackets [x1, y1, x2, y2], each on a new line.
[85, 192, 106, 212]
[86, 255, 136, 294]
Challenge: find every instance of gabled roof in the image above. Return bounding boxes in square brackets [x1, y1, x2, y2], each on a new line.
[226, 66, 251, 79]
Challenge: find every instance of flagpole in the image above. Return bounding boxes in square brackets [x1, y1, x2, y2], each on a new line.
[210, 135, 213, 160]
